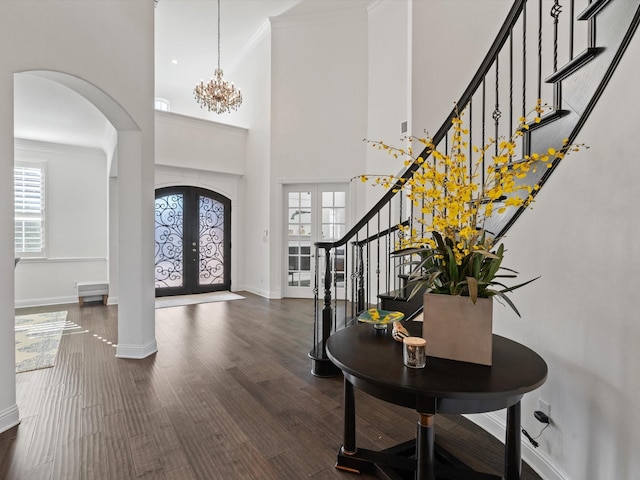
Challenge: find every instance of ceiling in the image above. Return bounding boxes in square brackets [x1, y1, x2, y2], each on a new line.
[155, 0, 302, 115]
[155, 0, 371, 120]
[14, 73, 116, 152]
[14, 0, 304, 152]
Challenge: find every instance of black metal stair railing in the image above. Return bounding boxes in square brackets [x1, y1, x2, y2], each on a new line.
[309, 0, 640, 377]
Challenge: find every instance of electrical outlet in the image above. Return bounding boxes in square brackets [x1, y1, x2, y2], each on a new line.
[538, 399, 551, 421]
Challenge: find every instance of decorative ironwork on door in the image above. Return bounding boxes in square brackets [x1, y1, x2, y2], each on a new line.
[198, 194, 225, 286]
[155, 192, 184, 289]
[155, 186, 231, 296]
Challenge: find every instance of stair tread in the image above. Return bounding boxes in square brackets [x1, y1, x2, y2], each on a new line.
[577, 0, 611, 20]
[379, 288, 411, 300]
[545, 48, 601, 84]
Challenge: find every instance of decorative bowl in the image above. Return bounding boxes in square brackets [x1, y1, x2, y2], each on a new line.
[358, 308, 405, 329]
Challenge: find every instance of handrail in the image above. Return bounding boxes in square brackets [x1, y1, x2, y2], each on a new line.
[314, 0, 527, 252]
[350, 220, 410, 248]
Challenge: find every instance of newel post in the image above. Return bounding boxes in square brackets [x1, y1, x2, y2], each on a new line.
[310, 246, 340, 377]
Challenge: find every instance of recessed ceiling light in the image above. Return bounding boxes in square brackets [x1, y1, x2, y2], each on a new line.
[171, 59, 178, 65]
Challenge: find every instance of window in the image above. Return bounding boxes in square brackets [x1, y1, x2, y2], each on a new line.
[14, 162, 45, 257]
[155, 98, 170, 111]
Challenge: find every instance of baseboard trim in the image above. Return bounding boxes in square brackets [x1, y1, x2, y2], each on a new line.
[243, 286, 282, 299]
[464, 412, 572, 480]
[15, 295, 118, 308]
[116, 339, 158, 359]
[0, 404, 20, 434]
[15, 295, 77, 308]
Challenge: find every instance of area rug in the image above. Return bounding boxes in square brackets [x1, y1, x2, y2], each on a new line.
[155, 291, 245, 309]
[15, 310, 67, 373]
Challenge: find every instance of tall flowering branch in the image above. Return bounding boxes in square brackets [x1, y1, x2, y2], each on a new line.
[360, 103, 587, 315]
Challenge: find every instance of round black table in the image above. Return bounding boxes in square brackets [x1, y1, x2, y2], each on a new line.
[326, 322, 547, 480]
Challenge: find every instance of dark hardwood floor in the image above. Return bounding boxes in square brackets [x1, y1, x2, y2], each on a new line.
[1, 293, 542, 479]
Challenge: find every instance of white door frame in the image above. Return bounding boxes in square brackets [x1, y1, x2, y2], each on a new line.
[282, 183, 349, 298]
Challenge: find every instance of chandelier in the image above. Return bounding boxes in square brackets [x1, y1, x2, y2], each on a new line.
[194, 0, 242, 113]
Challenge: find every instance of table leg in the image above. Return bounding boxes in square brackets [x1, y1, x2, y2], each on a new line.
[343, 378, 357, 455]
[504, 401, 522, 480]
[416, 413, 435, 480]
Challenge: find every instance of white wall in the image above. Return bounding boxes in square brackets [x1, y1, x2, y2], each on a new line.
[154, 111, 248, 292]
[269, 3, 368, 297]
[155, 111, 247, 175]
[366, 0, 409, 180]
[228, 31, 273, 297]
[411, 0, 511, 134]
[359, 0, 411, 221]
[14, 140, 108, 307]
[270, 5, 368, 182]
[484, 28, 640, 480]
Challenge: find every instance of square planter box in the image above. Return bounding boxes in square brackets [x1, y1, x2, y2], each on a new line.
[422, 293, 493, 366]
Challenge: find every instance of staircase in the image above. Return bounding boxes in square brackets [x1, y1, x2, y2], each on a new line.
[310, 0, 640, 377]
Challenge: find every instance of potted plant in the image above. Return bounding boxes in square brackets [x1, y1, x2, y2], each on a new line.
[362, 103, 585, 364]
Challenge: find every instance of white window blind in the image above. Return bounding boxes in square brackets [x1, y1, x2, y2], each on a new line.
[14, 163, 45, 256]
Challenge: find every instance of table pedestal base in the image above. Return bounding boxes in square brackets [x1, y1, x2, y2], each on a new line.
[336, 439, 501, 480]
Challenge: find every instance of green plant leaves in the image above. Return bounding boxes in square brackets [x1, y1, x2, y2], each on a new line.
[396, 232, 538, 317]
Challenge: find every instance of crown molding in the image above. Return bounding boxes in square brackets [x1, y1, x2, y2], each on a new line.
[14, 138, 105, 158]
[228, 3, 368, 73]
[270, 5, 367, 30]
[367, 0, 393, 15]
[227, 19, 272, 74]
[155, 163, 244, 180]
[155, 110, 248, 135]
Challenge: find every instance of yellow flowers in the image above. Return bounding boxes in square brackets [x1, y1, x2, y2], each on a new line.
[361, 102, 586, 268]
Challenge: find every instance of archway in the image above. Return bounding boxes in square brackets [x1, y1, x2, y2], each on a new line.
[16, 71, 157, 359]
[2, 70, 156, 434]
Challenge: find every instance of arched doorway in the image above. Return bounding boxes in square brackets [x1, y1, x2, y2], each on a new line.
[14, 71, 156, 362]
[155, 186, 231, 296]
[3, 68, 154, 434]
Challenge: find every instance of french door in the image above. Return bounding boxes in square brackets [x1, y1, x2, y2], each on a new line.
[154, 186, 231, 297]
[284, 183, 348, 298]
